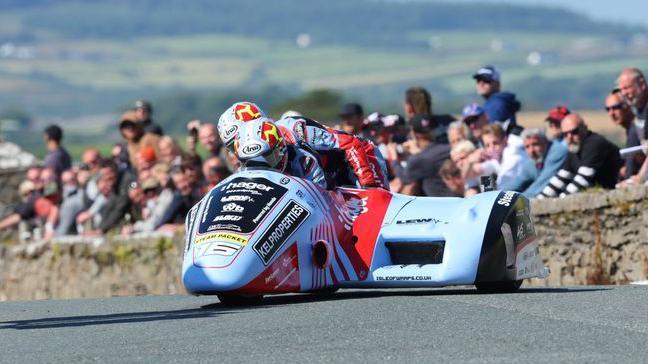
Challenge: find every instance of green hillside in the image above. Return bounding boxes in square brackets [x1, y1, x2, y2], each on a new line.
[0, 0, 646, 155]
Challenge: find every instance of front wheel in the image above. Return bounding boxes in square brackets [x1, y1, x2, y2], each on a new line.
[475, 280, 523, 293]
[217, 294, 264, 306]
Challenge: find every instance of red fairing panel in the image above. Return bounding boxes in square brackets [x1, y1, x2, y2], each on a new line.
[330, 188, 392, 280]
[236, 243, 300, 293]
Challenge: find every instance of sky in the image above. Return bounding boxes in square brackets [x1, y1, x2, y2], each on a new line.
[451, 0, 648, 27]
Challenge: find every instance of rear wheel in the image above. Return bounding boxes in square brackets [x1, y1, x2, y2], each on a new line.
[475, 280, 523, 293]
[217, 294, 264, 306]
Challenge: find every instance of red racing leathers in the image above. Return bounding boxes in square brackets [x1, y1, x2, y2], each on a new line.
[277, 116, 389, 189]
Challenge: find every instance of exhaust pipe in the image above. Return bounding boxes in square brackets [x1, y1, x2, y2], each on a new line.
[312, 240, 331, 269]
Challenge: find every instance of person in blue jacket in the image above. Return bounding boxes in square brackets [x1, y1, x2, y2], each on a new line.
[473, 65, 523, 135]
[499, 128, 568, 197]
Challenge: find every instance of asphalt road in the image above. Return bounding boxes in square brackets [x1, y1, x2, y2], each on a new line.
[0, 286, 646, 363]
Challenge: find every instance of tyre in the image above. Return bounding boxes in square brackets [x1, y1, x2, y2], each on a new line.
[217, 294, 264, 306]
[475, 279, 523, 293]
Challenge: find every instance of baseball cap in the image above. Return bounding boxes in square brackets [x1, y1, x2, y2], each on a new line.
[409, 114, 435, 133]
[473, 65, 501, 82]
[339, 103, 364, 117]
[141, 177, 161, 191]
[382, 114, 405, 128]
[134, 100, 152, 113]
[364, 112, 384, 127]
[461, 103, 486, 120]
[545, 105, 570, 124]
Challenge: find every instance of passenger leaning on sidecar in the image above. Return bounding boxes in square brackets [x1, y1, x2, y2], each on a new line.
[275, 116, 389, 190]
[233, 117, 329, 189]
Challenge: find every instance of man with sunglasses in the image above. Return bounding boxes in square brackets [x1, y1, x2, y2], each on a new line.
[540, 114, 621, 198]
[606, 90, 644, 179]
[473, 65, 522, 136]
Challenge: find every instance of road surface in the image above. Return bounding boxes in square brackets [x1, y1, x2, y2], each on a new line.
[1, 286, 646, 363]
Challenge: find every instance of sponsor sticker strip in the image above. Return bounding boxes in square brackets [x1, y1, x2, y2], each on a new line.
[253, 200, 310, 265]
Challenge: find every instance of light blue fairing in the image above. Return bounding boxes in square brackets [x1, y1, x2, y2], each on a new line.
[183, 169, 545, 295]
[339, 192, 499, 287]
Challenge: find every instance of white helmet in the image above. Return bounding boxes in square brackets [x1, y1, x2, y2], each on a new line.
[234, 117, 287, 171]
[218, 101, 267, 151]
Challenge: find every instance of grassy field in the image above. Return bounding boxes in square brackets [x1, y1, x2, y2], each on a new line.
[2, 30, 646, 99]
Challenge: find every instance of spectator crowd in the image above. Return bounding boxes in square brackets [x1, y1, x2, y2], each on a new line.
[1, 66, 647, 241]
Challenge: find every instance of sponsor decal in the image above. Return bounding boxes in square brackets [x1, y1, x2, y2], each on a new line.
[224, 125, 237, 138]
[241, 142, 263, 156]
[296, 190, 305, 198]
[221, 195, 254, 203]
[198, 177, 287, 234]
[395, 218, 446, 225]
[213, 214, 242, 222]
[280, 177, 290, 185]
[195, 232, 249, 245]
[497, 191, 516, 206]
[375, 276, 432, 281]
[253, 200, 310, 265]
[252, 197, 277, 224]
[222, 203, 244, 213]
[223, 181, 275, 192]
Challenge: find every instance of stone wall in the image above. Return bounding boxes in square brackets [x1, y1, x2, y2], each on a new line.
[0, 186, 647, 301]
[0, 233, 184, 301]
[529, 185, 648, 286]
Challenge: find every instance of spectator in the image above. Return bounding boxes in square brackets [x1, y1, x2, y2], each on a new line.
[606, 90, 644, 180]
[403, 86, 454, 143]
[119, 111, 160, 169]
[501, 128, 568, 197]
[461, 103, 488, 146]
[202, 156, 231, 192]
[617, 68, 647, 141]
[84, 160, 132, 235]
[400, 115, 452, 196]
[473, 65, 522, 135]
[0, 181, 39, 233]
[338, 102, 370, 138]
[544, 105, 570, 142]
[447, 120, 471, 148]
[540, 113, 622, 198]
[125, 177, 175, 233]
[439, 159, 465, 197]
[157, 165, 201, 231]
[158, 136, 184, 165]
[43, 124, 72, 178]
[152, 162, 171, 189]
[133, 100, 164, 135]
[198, 123, 223, 156]
[55, 149, 103, 236]
[135, 146, 157, 175]
[450, 140, 480, 196]
[463, 123, 527, 189]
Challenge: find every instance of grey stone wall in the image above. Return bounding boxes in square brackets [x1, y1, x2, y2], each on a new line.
[0, 186, 646, 301]
[0, 233, 183, 301]
[529, 185, 648, 286]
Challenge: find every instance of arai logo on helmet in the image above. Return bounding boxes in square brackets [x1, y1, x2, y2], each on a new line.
[224, 125, 237, 138]
[241, 142, 263, 156]
[497, 191, 516, 206]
